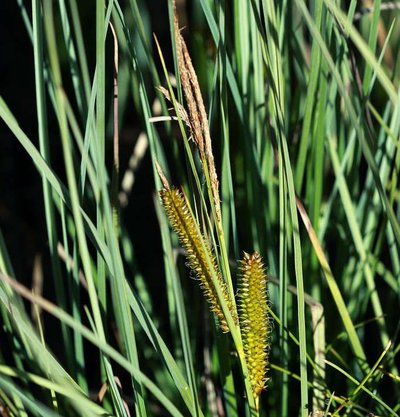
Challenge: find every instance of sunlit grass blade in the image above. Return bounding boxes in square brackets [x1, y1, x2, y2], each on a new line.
[296, 197, 368, 366]
[0, 273, 188, 417]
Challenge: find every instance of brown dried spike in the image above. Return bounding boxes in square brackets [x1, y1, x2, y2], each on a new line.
[180, 39, 221, 222]
[173, 0, 221, 223]
[173, 4, 204, 156]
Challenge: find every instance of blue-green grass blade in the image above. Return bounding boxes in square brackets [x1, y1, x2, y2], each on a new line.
[67, 0, 91, 104]
[279, 138, 309, 417]
[278, 141, 289, 417]
[15, 0, 33, 40]
[58, 0, 86, 118]
[32, 0, 74, 373]
[361, 0, 382, 96]
[294, 0, 324, 192]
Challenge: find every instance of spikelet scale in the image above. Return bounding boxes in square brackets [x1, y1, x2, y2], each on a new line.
[238, 252, 270, 399]
[160, 187, 237, 332]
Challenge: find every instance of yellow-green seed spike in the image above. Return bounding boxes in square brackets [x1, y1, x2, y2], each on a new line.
[160, 187, 238, 332]
[238, 251, 270, 404]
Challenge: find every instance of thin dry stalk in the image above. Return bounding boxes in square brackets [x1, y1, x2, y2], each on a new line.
[57, 243, 88, 290]
[31, 253, 43, 321]
[157, 86, 190, 128]
[155, 160, 170, 190]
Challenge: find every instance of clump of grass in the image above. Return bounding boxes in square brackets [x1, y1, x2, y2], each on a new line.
[1, 0, 399, 416]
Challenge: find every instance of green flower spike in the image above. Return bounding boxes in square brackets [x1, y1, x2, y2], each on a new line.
[160, 186, 238, 333]
[238, 251, 270, 405]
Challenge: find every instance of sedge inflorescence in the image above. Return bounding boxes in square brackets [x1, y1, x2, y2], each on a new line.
[157, 2, 271, 403]
[159, 187, 238, 333]
[238, 251, 270, 399]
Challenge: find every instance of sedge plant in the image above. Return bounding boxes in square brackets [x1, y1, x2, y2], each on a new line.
[0, 0, 399, 416]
